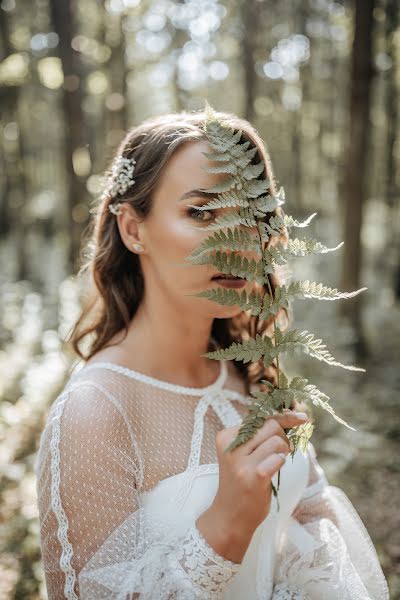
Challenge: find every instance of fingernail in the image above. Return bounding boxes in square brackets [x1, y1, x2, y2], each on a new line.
[277, 452, 287, 461]
[294, 412, 308, 419]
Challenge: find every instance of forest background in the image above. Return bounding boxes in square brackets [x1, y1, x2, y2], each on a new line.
[0, 0, 399, 598]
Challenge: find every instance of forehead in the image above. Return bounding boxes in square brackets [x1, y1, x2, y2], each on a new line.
[155, 139, 226, 199]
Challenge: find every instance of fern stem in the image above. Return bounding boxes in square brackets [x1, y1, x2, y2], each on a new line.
[254, 219, 280, 389]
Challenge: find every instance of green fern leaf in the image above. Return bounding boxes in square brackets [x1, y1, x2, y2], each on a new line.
[189, 250, 267, 284]
[189, 287, 264, 315]
[274, 328, 365, 372]
[242, 161, 265, 180]
[263, 238, 344, 265]
[202, 177, 237, 194]
[194, 209, 257, 231]
[203, 328, 365, 372]
[188, 190, 249, 212]
[286, 421, 315, 456]
[187, 228, 261, 259]
[259, 281, 368, 319]
[289, 376, 356, 430]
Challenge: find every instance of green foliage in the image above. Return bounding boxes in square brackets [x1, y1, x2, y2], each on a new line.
[191, 280, 367, 319]
[202, 329, 365, 372]
[184, 102, 365, 502]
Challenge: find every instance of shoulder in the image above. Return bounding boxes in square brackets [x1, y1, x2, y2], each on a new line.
[44, 368, 132, 444]
[37, 374, 143, 474]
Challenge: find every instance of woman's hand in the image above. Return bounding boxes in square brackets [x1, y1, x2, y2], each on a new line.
[196, 410, 309, 563]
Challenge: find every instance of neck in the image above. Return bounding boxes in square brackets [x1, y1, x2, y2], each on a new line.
[105, 300, 220, 388]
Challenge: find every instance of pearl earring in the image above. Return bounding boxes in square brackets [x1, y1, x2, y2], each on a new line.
[132, 243, 143, 253]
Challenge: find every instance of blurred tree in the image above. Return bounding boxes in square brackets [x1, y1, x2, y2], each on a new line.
[171, 0, 189, 111]
[240, 0, 258, 122]
[382, 0, 400, 300]
[0, 12, 29, 280]
[49, 0, 88, 271]
[106, 9, 128, 135]
[291, 0, 309, 212]
[384, 0, 399, 210]
[339, 0, 375, 356]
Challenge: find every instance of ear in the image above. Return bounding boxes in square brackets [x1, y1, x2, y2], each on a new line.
[116, 204, 146, 253]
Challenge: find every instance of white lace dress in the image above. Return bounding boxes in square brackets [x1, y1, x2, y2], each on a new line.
[35, 357, 389, 599]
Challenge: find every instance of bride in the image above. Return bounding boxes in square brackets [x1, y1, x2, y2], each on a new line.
[35, 109, 389, 599]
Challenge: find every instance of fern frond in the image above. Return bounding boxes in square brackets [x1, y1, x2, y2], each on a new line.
[189, 287, 264, 315]
[202, 144, 258, 166]
[286, 421, 315, 455]
[263, 238, 343, 265]
[201, 333, 274, 363]
[274, 329, 365, 372]
[194, 102, 363, 469]
[205, 163, 238, 175]
[188, 189, 250, 211]
[251, 192, 285, 217]
[241, 178, 269, 198]
[260, 281, 368, 318]
[234, 146, 259, 168]
[188, 250, 267, 285]
[207, 128, 243, 153]
[283, 213, 317, 229]
[261, 213, 318, 242]
[298, 280, 368, 300]
[242, 161, 265, 180]
[195, 208, 257, 231]
[202, 177, 237, 194]
[287, 237, 344, 256]
[187, 227, 261, 259]
[223, 371, 355, 453]
[202, 329, 365, 372]
[288, 376, 356, 430]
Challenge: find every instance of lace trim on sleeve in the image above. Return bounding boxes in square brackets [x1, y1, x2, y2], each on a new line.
[79, 516, 240, 599]
[175, 524, 240, 591]
[272, 582, 307, 600]
[49, 392, 79, 600]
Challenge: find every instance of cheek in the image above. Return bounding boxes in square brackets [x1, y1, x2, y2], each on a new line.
[151, 213, 205, 257]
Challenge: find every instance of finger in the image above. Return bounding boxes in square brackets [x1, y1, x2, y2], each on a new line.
[271, 410, 310, 426]
[232, 410, 309, 456]
[256, 452, 287, 479]
[249, 435, 290, 465]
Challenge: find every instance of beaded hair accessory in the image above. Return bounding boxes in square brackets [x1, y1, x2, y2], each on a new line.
[104, 155, 136, 215]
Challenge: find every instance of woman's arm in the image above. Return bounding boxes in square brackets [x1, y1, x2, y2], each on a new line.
[36, 383, 240, 599]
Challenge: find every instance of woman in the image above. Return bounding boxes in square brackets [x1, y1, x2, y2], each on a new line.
[35, 109, 389, 599]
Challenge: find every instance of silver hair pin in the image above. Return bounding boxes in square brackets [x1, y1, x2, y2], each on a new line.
[103, 155, 136, 215]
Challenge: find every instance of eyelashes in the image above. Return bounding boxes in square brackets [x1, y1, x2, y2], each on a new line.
[187, 206, 215, 222]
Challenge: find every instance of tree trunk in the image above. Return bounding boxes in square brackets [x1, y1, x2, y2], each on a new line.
[0, 11, 29, 280]
[339, 0, 375, 357]
[241, 0, 258, 122]
[49, 0, 88, 272]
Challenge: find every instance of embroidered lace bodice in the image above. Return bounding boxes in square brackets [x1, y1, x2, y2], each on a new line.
[35, 353, 389, 599]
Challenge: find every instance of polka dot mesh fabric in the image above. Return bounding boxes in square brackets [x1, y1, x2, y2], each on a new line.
[35, 358, 251, 599]
[35, 357, 389, 599]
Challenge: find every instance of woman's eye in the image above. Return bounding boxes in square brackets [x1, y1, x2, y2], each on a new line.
[187, 207, 215, 222]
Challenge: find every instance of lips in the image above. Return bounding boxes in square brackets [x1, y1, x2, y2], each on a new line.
[211, 275, 247, 288]
[211, 273, 240, 280]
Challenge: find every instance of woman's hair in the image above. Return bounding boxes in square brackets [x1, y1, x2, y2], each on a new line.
[67, 109, 295, 400]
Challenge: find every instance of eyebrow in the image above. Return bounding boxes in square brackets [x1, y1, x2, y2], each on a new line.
[178, 189, 214, 202]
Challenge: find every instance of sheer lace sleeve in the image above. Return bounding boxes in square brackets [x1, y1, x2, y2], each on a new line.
[35, 382, 239, 600]
[271, 442, 390, 600]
